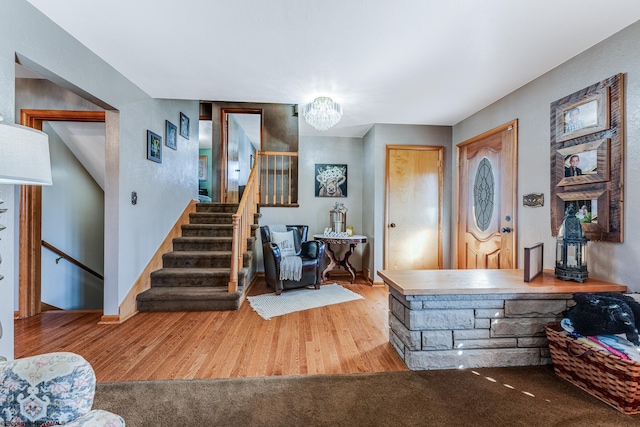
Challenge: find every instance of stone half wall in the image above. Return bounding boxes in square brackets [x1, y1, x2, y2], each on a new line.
[388, 287, 572, 370]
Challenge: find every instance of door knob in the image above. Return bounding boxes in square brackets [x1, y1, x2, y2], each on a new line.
[501, 227, 512, 233]
[389, 223, 396, 228]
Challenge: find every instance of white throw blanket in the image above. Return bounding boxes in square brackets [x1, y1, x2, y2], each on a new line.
[280, 256, 303, 281]
[268, 224, 303, 281]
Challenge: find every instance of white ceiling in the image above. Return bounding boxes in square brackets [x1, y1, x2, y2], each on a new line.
[23, 0, 640, 137]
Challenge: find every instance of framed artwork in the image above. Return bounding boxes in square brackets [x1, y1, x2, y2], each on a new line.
[198, 155, 208, 181]
[554, 86, 609, 142]
[523, 242, 543, 282]
[165, 120, 177, 150]
[180, 112, 190, 139]
[550, 74, 623, 242]
[315, 164, 347, 197]
[554, 138, 610, 187]
[554, 189, 609, 237]
[147, 130, 162, 163]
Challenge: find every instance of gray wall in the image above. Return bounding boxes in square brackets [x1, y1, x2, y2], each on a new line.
[41, 123, 104, 310]
[0, 0, 198, 360]
[453, 20, 640, 291]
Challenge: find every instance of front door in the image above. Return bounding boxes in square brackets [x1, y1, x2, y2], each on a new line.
[456, 120, 518, 269]
[385, 145, 443, 270]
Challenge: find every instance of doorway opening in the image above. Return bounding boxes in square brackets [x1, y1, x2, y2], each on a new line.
[19, 110, 106, 318]
[220, 108, 262, 203]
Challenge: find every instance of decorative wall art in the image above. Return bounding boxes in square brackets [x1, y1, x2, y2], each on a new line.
[180, 112, 190, 139]
[165, 120, 177, 150]
[550, 73, 623, 242]
[315, 164, 347, 197]
[198, 155, 208, 181]
[523, 193, 544, 208]
[147, 130, 162, 163]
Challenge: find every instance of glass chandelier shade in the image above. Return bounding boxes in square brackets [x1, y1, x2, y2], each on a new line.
[302, 97, 343, 131]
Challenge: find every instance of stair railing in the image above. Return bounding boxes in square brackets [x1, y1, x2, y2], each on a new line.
[228, 153, 261, 292]
[259, 151, 298, 206]
[42, 240, 104, 281]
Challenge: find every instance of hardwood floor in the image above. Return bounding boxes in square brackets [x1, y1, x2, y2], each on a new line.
[14, 276, 408, 382]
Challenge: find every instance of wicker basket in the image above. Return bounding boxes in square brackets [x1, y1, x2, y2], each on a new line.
[546, 322, 640, 414]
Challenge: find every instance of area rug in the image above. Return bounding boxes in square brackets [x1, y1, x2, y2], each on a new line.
[247, 284, 364, 320]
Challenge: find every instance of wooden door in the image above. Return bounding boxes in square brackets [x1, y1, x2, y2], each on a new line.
[385, 145, 443, 270]
[456, 120, 518, 269]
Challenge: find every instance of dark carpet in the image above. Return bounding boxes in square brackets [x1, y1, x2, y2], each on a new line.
[94, 365, 638, 426]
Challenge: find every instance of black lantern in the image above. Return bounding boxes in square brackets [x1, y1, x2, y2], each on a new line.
[555, 204, 589, 282]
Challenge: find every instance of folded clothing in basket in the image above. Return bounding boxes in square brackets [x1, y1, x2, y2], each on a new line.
[561, 318, 640, 362]
[563, 292, 640, 346]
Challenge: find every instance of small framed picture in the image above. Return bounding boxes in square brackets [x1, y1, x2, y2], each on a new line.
[180, 112, 190, 139]
[165, 120, 177, 150]
[147, 130, 162, 163]
[198, 155, 208, 181]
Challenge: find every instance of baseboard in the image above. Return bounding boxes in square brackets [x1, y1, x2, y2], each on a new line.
[98, 314, 121, 324]
[116, 200, 197, 323]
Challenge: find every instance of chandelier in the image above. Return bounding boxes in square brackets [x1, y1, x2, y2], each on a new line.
[302, 97, 342, 131]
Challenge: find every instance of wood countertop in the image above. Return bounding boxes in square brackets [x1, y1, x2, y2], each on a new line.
[377, 269, 627, 296]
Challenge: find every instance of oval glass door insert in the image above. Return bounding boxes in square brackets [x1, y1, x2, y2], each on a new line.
[473, 157, 494, 231]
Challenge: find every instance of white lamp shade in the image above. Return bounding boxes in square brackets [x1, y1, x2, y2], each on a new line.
[0, 122, 52, 185]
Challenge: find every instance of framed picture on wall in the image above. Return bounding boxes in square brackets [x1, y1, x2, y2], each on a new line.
[554, 138, 610, 187]
[554, 86, 610, 142]
[180, 112, 190, 139]
[315, 164, 347, 197]
[147, 130, 162, 163]
[165, 120, 177, 150]
[198, 155, 208, 181]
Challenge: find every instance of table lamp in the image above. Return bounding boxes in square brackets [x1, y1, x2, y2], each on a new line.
[0, 118, 52, 361]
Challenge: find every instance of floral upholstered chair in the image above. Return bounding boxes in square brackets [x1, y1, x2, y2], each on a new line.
[0, 352, 124, 426]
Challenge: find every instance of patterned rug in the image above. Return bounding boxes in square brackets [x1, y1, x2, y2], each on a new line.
[247, 284, 364, 320]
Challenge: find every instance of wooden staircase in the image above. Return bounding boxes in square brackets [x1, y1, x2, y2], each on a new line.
[136, 203, 257, 312]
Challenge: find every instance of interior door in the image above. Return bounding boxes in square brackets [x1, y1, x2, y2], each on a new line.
[456, 120, 518, 269]
[385, 145, 443, 270]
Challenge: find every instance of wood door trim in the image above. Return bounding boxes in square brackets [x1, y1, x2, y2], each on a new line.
[455, 119, 518, 269]
[384, 145, 444, 270]
[219, 108, 263, 203]
[18, 110, 106, 318]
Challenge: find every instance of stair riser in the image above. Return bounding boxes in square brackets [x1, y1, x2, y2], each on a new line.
[137, 299, 241, 312]
[172, 241, 232, 251]
[189, 214, 234, 225]
[151, 276, 230, 287]
[181, 227, 234, 237]
[196, 203, 239, 213]
[163, 255, 232, 269]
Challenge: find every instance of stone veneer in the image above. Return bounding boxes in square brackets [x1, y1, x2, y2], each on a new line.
[388, 286, 572, 370]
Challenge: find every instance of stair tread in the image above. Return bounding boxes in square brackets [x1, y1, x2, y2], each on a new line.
[165, 250, 232, 256]
[173, 236, 233, 241]
[182, 224, 234, 228]
[137, 286, 242, 301]
[152, 267, 232, 275]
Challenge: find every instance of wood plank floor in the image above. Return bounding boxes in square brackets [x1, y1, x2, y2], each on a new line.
[14, 277, 408, 382]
